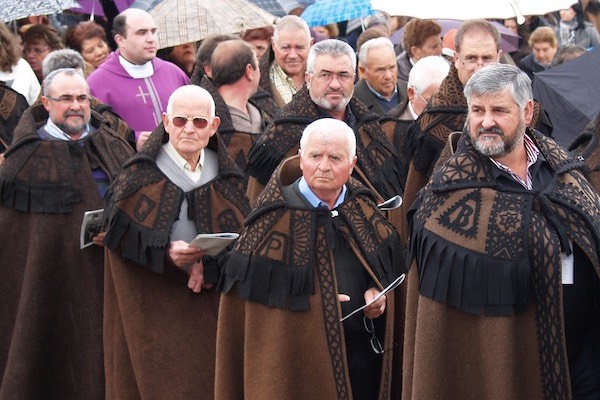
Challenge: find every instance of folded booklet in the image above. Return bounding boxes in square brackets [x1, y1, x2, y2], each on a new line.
[80, 209, 104, 249]
[189, 233, 240, 256]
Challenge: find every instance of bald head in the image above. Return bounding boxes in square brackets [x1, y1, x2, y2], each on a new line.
[166, 85, 216, 117]
[211, 40, 258, 87]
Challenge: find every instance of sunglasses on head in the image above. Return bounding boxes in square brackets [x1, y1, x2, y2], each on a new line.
[171, 115, 210, 129]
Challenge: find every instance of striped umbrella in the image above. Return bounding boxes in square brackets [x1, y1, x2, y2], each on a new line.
[148, 0, 278, 49]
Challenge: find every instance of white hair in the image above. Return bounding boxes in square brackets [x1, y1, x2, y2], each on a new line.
[408, 55, 450, 94]
[273, 15, 311, 46]
[166, 85, 215, 117]
[299, 118, 356, 161]
[358, 37, 395, 67]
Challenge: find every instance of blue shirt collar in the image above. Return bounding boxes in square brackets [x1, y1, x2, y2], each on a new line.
[298, 176, 347, 209]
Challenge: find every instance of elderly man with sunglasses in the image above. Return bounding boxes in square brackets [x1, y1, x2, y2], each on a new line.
[0, 68, 134, 399]
[102, 85, 250, 398]
[216, 118, 405, 400]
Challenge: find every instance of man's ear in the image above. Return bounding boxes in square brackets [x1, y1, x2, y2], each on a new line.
[162, 112, 169, 127]
[41, 96, 50, 112]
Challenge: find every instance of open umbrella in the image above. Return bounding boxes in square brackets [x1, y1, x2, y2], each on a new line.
[69, 0, 133, 18]
[148, 0, 278, 49]
[301, 0, 373, 27]
[1, 0, 78, 22]
[390, 19, 519, 53]
[533, 49, 600, 147]
[372, 0, 577, 24]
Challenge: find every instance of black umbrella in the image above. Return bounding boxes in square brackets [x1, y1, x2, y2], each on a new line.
[533, 49, 600, 148]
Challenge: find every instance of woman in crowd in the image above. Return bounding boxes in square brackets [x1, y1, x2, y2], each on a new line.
[156, 42, 197, 77]
[64, 20, 109, 74]
[555, 2, 600, 49]
[0, 21, 40, 105]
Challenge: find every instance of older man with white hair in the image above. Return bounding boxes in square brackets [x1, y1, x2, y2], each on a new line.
[103, 85, 250, 398]
[354, 37, 408, 115]
[217, 118, 405, 400]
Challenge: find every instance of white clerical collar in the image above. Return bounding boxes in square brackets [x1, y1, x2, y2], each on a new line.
[163, 141, 204, 182]
[118, 54, 154, 78]
[44, 118, 89, 141]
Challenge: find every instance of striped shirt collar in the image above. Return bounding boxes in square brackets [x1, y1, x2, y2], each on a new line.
[489, 134, 539, 190]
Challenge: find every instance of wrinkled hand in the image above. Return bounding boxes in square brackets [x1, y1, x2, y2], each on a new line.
[92, 231, 106, 247]
[169, 240, 205, 268]
[363, 287, 386, 320]
[136, 131, 152, 151]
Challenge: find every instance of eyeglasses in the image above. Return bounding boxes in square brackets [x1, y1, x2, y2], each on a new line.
[363, 316, 384, 354]
[416, 92, 429, 104]
[24, 46, 50, 55]
[457, 54, 497, 69]
[309, 71, 355, 83]
[171, 115, 210, 129]
[46, 94, 90, 105]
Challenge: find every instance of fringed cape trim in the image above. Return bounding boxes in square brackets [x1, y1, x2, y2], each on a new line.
[221, 156, 406, 311]
[409, 130, 600, 316]
[104, 124, 250, 274]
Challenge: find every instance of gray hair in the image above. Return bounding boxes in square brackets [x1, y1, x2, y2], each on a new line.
[464, 64, 532, 110]
[408, 55, 450, 94]
[357, 37, 395, 67]
[43, 68, 88, 96]
[306, 39, 356, 73]
[166, 85, 216, 117]
[273, 15, 311, 45]
[299, 118, 356, 162]
[42, 49, 85, 78]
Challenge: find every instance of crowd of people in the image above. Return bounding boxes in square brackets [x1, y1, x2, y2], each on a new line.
[0, 1, 600, 399]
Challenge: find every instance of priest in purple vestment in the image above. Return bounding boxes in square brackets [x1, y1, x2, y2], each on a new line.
[87, 8, 188, 151]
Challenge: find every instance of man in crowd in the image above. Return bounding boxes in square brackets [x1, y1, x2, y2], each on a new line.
[102, 85, 250, 398]
[403, 19, 552, 236]
[199, 39, 276, 178]
[216, 118, 404, 400]
[42, 49, 135, 149]
[246, 39, 403, 203]
[259, 15, 313, 107]
[379, 55, 449, 242]
[87, 8, 188, 150]
[354, 37, 407, 115]
[0, 68, 134, 399]
[404, 63, 600, 399]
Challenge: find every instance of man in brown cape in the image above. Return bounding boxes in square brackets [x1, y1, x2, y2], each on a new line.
[216, 118, 405, 400]
[0, 68, 134, 399]
[199, 40, 276, 185]
[402, 19, 553, 240]
[246, 38, 404, 203]
[103, 85, 250, 399]
[404, 64, 600, 399]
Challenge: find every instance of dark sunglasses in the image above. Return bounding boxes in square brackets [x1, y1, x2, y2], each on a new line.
[171, 116, 210, 129]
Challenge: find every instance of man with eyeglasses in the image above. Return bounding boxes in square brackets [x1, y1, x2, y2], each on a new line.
[0, 68, 134, 399]
[354, 37, 408, 116]
[102, 85, 250, 398]
[246, 38, 404, 205]
[217, 118, 405, 400]
[404, 63, 600, 400]
[87, 8, 189, 152]
[380, 55, 449, 242]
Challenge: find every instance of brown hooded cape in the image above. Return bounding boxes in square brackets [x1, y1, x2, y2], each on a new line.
[0, 103, 134, 400]
[403, 130, 600, 400]
[103, 126, 250, 399]
[216, 156, 405, 400]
